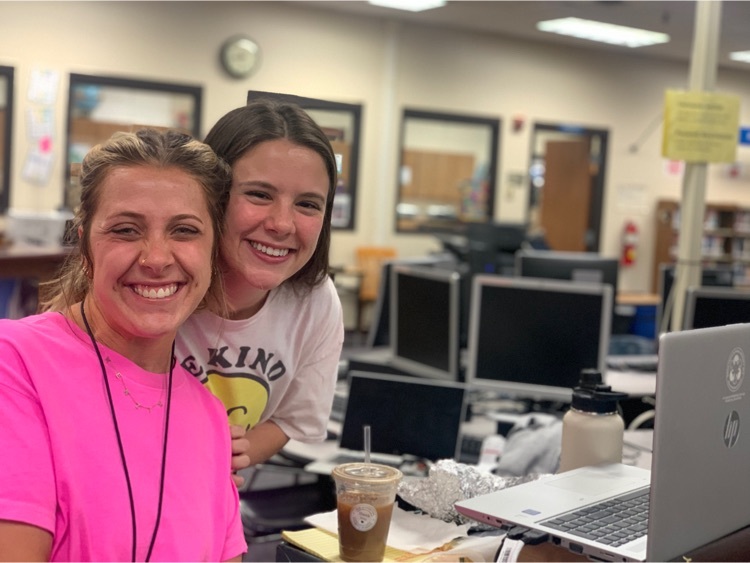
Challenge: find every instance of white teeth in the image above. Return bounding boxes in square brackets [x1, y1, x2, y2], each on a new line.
[133, 284, 178, 299]
[251, 241, 289, 257]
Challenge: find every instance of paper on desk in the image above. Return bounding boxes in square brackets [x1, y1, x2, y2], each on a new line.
[306, 506, 472, 554]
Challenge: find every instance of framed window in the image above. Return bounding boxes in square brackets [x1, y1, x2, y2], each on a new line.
[65, 73, 202, 211]
[0, 65, 14, 213]
[247, 90, 362, 231]
[396, 109, 500, 234]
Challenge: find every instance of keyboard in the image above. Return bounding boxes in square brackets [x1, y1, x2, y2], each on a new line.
[607, 356, 658, 373]
[541, 488, 650, 548]
[330, 393, 347, 422]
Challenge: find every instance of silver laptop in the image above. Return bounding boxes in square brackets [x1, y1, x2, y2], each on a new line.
[306, 371, 467, 475]
[455, 322, 750, 562]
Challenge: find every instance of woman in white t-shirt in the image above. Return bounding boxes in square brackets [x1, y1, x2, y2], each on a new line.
[176, 99, 345, 483]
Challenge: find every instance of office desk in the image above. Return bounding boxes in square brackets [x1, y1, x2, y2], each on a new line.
[0, 243, 71, 280]
[277, 529, 750, 563]
[276, 370, 750, 563]
[606, 368, 656, 396]
[0, 244, 72, 316]
[285, 371, 656, 474]
[283, 411, 499, 476]
[277, 431, 750, 563]
[616, 292, 660, 307]
[344, 347, 657, 397]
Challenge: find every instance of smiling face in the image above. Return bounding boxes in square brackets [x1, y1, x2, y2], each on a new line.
[84, 164, 214, 349]
[220, 138, 329, 316]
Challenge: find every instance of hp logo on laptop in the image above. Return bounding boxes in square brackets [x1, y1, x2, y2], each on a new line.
[727, 347, 745, 393]
[724, 410, 741, 449]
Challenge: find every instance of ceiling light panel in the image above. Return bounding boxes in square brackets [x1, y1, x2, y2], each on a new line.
[537, 17, 670, 48]
[730, 51, 750, 64]
[368, 0, 446, 13]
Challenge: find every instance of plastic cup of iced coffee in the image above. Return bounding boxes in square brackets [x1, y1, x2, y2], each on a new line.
[332, 462, 403, 562]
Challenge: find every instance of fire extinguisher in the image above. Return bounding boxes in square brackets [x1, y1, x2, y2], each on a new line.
[621, 221, 639, 266]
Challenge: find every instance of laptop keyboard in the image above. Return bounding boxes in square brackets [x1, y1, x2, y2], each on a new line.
[541, 488, 650, 548]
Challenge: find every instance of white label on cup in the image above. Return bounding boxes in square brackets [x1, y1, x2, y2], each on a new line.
[350, 503, 378, 532]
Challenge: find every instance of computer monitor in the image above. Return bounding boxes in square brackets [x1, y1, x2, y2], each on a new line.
[682, 287, 750, 330]
[465, 221, 528, 253]
[515, 249, 619, 299]
[464, 221, 528, 276]
[365, 255, 456, 349]
[389, 264, 464, 382]
[657, 263, 734, 333]
[433, 222, 527, 261]
[465, 275, 612, 403]
[339, 371, 467, 461]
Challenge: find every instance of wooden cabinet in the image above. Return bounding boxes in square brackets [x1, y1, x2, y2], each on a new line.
[652, 199, 750, 292]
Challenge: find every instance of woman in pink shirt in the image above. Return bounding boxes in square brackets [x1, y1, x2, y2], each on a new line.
[0, 129, 246, 561]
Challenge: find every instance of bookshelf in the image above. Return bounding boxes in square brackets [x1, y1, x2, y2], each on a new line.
[652, 199, 750, 292]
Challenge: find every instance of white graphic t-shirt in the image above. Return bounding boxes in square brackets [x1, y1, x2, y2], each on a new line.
[176, 276, 344, 442]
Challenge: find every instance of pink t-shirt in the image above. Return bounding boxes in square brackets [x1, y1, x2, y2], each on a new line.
[0, 312, 246, 561]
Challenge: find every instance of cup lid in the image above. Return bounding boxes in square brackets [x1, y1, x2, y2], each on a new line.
[332, 462, 402, 484]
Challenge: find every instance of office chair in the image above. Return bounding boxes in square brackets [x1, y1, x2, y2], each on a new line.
[354, 246, 397, 333]
[239, 456, 336, 546]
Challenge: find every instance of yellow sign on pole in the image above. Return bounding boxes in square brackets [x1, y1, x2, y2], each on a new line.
[662, 90, 740, 163]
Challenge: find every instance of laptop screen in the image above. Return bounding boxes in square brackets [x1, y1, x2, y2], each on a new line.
[339, 372, 466, 461]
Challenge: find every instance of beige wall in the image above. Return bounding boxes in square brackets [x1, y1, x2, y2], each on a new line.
[3, 1, 750, 292]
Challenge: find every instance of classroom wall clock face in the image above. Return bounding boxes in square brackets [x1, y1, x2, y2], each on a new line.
[220, 35, 261, 79]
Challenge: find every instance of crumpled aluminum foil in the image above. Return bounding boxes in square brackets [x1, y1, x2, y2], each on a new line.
[397, 459, 546, 530]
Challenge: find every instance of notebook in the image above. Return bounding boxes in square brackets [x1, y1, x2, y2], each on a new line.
[455, 322, 750, 562]
[305, 371, 467, 475]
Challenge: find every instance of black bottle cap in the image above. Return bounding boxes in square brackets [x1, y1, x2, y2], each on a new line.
[571, 369, 629, 414]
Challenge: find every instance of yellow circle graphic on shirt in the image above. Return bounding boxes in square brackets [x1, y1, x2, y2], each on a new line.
[203, 370, 269, 431]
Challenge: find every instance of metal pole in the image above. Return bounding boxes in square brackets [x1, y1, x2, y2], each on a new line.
[670, 0, 722, 331]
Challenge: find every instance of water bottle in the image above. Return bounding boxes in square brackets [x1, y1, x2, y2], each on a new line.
[559, 369, 629, 473]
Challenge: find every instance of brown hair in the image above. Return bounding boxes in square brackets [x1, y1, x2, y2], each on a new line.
[203, 99, 337, 290]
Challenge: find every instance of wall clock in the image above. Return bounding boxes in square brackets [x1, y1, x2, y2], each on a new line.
[220, 35, 261, 79]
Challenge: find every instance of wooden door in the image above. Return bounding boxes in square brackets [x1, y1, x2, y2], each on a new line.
[539, 139, 592, 251]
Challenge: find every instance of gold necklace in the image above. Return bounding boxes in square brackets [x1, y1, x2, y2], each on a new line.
[106, 356, 165, 412]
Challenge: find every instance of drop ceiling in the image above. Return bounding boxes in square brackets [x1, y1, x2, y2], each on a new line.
[294, 1, 750, 72]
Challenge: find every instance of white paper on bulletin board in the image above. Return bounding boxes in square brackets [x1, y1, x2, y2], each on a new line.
[22, 148, 54, 185]
[26, 107, 55, 140]
[616, 183, 648, 213]
[662, 90, 740, 163]
[27, 69, 60, 105]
